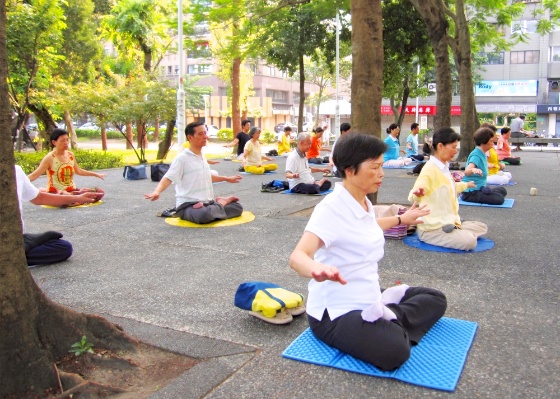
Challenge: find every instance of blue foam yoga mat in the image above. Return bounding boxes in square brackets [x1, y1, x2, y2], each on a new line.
[403, 233, 494, 253]
[458, 198, 514, 208]
[240, 171, 277, 175]
[281, 189, 333, 196]
[486, 181, 517, 186]
[382, 163, 417, 169]
[282, 317, 477, 392]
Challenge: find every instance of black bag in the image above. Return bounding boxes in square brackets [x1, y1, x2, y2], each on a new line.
[123, 165, 147, 180]
[150, 163, 170, 182]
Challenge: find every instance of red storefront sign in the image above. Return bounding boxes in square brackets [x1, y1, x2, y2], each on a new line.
[380, 105, 461, 115]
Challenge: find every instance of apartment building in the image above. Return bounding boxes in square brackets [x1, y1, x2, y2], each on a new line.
[476, 0, 560, 137]
[158, 22, 319, 133]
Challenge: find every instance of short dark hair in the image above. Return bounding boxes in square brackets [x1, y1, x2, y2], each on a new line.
[474, 127, 495, 146]
[480, 122, 497, 132]
[333, 133, 387, 179]
[411, 123, 419, 130]
[386, 123, 399, 134]
[50, 128, 68, 143]
[241, 119, 251, 127]
[340, 122, 351, 133]
[185, 121, 205, 138]
[432, 127, 461, 149]
[284, 126, 292, 132]
[501, 126, 511, 135]
[314, 127, 324, 133]
[248, 127, 261, 138]
[519, 115, 526, 120]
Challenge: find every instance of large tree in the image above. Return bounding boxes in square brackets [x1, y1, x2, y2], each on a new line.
[0, 3, 138, 396]
[351, 0, 383, 137]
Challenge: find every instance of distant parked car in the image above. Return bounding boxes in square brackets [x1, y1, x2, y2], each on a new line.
[206, 124, 219, 138]
[274, 122, 298, 134]
[302, 122, 314, 132]
[78, 122, 100, 130]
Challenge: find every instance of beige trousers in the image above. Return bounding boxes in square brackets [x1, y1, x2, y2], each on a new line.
[418, 221, 488, 251]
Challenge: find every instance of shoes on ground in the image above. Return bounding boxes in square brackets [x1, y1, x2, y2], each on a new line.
[157, 207, 177, 217]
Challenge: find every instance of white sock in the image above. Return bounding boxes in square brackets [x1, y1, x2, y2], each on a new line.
[381, 284, 410, 305]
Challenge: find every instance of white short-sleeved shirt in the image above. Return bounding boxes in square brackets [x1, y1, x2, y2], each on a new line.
[304, 183, 385, 320]
[15, 165, 40, 228]
[286, 148, 315, 189]
[164, 149, 214, 207]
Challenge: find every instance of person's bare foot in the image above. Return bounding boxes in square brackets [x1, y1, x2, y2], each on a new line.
[192, 201, 204, 209]
[215, 196, 239, 207]
[317, 178, 328, 186]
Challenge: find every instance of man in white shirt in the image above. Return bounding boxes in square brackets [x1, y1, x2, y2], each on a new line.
[145, 121, 244, 224]
[286, 133, 331, 194]
[15, 165, 100, 266]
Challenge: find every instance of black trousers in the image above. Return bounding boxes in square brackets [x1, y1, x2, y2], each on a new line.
[502, 157, 520, 165]
[461, 186, 507, 205]
[291, 180, 332, 194]
[308, 286, 447, 371]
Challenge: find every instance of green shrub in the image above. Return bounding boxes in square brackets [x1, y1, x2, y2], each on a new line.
[14, 149, 123, 174]
[75, 129, 124, 140]
[261, 129, 276, 144]
[217, 128, 233, 141]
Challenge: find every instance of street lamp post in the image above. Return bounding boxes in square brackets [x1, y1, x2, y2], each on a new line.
[176, 0, 186, 148]
[334, 11, 340, 140]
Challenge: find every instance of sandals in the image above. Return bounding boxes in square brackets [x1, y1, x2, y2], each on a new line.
[249, 306, 306, 324]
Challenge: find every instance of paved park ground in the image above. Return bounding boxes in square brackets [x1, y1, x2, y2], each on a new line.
[24, 145, 560, 398]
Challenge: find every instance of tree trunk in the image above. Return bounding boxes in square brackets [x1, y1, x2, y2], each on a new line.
[351, 0, 383, 137]
[232, 57, 241, 135]
[153, 116, 159, 142]
[28, 103, 58, 150]
[298, 54, 305, 132]
[157, 119, 176, 160]
[351, 0, 383, 205]
[409, 0, 453, 129]
[126, 121, 133, 149]
[454, 0, 478, 160]
[64, 110, 78, 149]
[101, 125, 108, 151]
[0, 6, 136, 396]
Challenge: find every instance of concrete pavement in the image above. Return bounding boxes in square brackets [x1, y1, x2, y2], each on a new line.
[24, 147, 560, 398]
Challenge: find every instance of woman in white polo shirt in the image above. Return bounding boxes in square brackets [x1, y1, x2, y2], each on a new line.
[289, 133, 447, 371]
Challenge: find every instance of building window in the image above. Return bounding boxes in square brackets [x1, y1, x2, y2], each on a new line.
[293, 92, 309, 104]
[266, 89, 288, 103]
[480, 52, 504, 65]
[249, 63, 258, 74]
[193, 23, 210, 36]
[218, 87, 228, 96]
[265, 66, 276, 76]
[511, 50, 539, 64]
[187, 64, 211, 74]
[511, 20, 538, 35]
[188, 42, 211, 58]
[550, 47, 560, 62]
[167, 66, 173, 75]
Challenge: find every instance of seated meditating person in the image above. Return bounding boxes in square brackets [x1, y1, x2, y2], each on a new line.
[289, 132, 447, 371]
[497, 127, 521, 165]
[383, 124, 413, 167]
[28, 129, 106, 196]
[145, 121, 244, 224]
[461, 127, 507, 205]
[486, 132, 512, 186]
[277, 126, 293, 156]
[15, 165, 101, 267]
[241, 127, 278, 174]
[306, 127, 330, 164]
[285, 133, 332, 194]
[405, 123, 426, 162]
[408, 127, 488, 251]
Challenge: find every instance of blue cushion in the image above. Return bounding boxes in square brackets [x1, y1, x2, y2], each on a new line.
[403, 233, 494, 253]
[282, 317, 477, 392]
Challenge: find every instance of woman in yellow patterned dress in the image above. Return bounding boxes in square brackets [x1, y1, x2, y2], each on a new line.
[28, 129, 105, 196]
